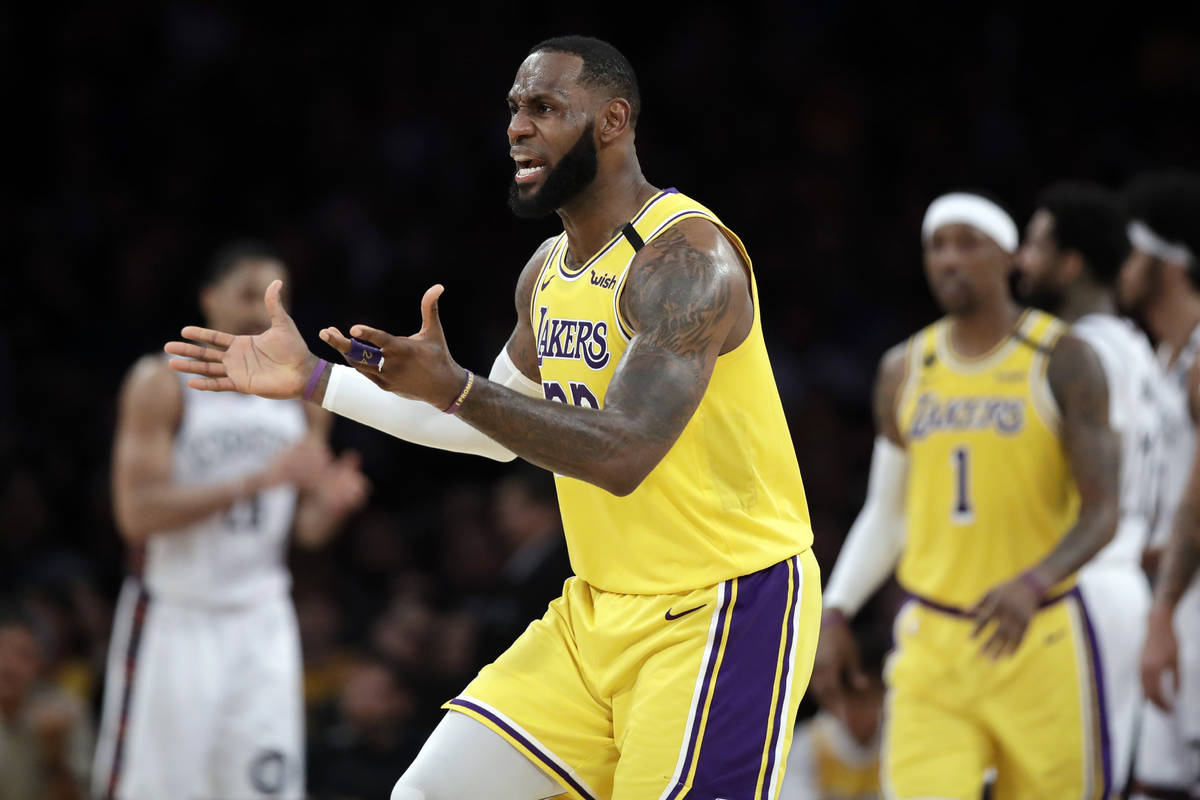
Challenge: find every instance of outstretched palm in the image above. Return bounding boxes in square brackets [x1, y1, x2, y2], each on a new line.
[165, 280, 315, 399]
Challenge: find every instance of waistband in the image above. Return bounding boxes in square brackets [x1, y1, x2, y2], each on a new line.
[903, 586, 1076, 618]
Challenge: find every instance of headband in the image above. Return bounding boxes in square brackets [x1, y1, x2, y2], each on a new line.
[1128, 220, 1195, 267]
[921, 192, 1019, 254]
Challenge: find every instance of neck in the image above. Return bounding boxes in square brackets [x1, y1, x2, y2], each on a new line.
[1056, 280, 1115, 323]
[557, 160, 655, 265]
[948, 295, 1023, 357]
[1148, 288, 1200, 361]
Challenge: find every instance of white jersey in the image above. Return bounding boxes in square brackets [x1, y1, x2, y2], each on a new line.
[1151, 323, 1200, 550]
[1074, 314, 1169, 565]
[140, 375, 307, 606]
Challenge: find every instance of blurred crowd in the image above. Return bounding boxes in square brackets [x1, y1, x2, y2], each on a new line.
[3, 2, 1199, 798]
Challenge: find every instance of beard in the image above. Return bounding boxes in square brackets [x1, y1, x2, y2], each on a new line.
[508, 122, 598, 219]
[1016, 280, 1066, 315]
[1117, 258, 1166, 321]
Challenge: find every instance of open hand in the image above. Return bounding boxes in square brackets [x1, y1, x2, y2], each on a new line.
[165, 279, 318, 399]
[318, 284, 466, 409]
[1141, 604, 1179, 711]
[314, 450, 370, 517]
[810, 610, 868, 713]
[970, 576, 1040, 659]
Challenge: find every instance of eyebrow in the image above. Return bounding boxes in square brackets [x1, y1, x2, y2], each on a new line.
[506, 87, 571, 105]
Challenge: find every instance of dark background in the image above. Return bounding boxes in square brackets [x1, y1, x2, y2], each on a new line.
[3, 2, 1199, 795]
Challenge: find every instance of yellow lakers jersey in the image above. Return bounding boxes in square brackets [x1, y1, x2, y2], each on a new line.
[812, 715, 881, 799]
[528, 189, 813, 594]
[894, 310, 1079, 608]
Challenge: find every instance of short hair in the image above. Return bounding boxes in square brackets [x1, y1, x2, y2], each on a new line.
[530, 36, 641, 126]
[1036, 181, 1129, 286]
[204, 239, 283, 288]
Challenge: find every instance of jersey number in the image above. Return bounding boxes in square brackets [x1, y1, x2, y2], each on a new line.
[951, 446, 974, 524]
[543, 380, 599, 408]
[224, 494, 262, 532]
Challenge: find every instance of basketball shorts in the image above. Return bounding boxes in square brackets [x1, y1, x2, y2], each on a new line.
[1133, 577, 1200, 798]
[91, 577, 305, 800]
[446, 550, 821, 800]
[883, 588, 1111, 800]
[1078, 561, 1152, 791]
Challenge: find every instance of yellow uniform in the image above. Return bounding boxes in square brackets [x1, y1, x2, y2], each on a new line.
[448, 189, 820, 800]
[884, 311, 1113, 800]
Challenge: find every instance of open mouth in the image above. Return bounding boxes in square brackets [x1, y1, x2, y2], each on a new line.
[513, 155, 548, 184]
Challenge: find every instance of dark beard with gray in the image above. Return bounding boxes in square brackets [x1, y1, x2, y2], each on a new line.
[508, 122, 598, 219]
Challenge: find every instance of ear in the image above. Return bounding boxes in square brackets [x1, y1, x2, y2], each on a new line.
[1060, 251, 1085, 283]
[199, 286, 218, 320]
[597, 97, 633, 143]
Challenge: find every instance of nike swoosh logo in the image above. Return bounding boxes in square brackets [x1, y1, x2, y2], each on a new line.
[665, 604, 706, 621]
[541, 273, 554, 291]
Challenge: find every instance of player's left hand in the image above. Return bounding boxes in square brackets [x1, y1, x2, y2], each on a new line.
[970, 576, 1040, 659]
[318, 284, 468, 409]
[315, 450, 370, 517]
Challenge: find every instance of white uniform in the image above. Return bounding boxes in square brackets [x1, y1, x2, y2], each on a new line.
[92, 379, 308, 800]
[1073, 314, 1162, 791]
[1134, 324, 1200, 797]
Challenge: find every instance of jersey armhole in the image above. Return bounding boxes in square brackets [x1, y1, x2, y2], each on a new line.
[528, 235, 565, 323]
[1029, 319, 1067, 435]
[893, 331, 928, 443]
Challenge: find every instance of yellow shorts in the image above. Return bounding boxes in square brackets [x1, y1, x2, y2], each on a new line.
[883, 589, 1112, 800]
[446, 550, 820, 800]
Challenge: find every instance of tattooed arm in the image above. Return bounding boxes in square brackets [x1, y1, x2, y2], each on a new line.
[1142, 368, 1200, 709]
[457, 219, 752, 495]
[971, 334, 1119, 658]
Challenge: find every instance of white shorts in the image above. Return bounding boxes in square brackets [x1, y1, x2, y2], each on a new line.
[92, 578, 305, 800]
[1077, 561, 1152, 791]
[1134, 577, 1200, 796]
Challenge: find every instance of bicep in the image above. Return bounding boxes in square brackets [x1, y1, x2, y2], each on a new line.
[1049, 337, 1119, 501]
[604, 225, 740, 442]
[113, 362, 180, 495]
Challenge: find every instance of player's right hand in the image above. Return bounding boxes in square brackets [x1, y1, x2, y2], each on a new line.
[263, 438, 333, 492]
[165, 279, 318, 399]
[1141, 603, 1179, 712]
[810, 609, 867, 712]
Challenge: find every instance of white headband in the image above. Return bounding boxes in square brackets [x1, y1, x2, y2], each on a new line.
[1128, 220, 1195, 267]
[921, 192, 1019, 254]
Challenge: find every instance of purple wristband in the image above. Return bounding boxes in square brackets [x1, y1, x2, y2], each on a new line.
[1019, 570, 1048, 599]
[442, 370, 475, 414]
[303, 359, 328, 402]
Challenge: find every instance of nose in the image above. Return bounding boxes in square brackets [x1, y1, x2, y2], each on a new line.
[508, 109, 534, 145]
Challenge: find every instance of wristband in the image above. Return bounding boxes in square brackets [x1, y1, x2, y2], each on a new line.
[442, 370, 475, 414]
[1019, 570, 1048, 599]
[303, 359, 329, 402]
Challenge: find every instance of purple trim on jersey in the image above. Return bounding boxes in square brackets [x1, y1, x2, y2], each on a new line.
[559, 190, 673, 278]
[669, 555, 803, 799]
[105, 584, 151, 800]
[1070, 587, 1113, 798]
[903, 586, 1072, 618]
[445, 698, 598, 800]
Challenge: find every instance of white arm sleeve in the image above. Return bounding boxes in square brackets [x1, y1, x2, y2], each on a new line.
[321, 347, 543, 462]
[822, 437, 909, 616]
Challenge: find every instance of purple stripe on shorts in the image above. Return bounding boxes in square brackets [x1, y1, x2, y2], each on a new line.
[1070, 587, 1113, 798]
[446, 698, 598, 800]
[760, 556, 802, 791]
[686, 556, 803, 799]
[105, 584, 151, 800]
[664, 579, 736, 800]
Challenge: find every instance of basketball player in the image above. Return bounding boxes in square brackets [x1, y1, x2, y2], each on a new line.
[165, 36, 819, 800]
[813, 192, 1121, 799]
[93, 243, 369, 800]
[1013, 180, 1158, 793]
[1116, 171, 1200, 800]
